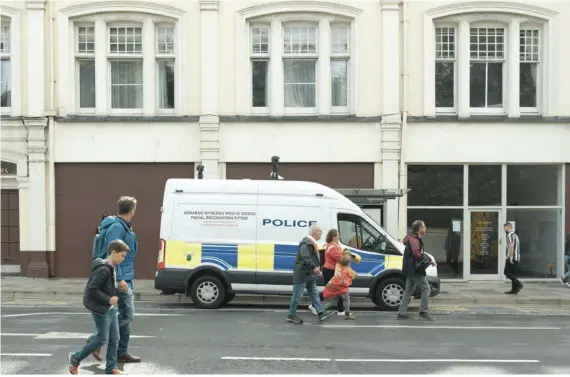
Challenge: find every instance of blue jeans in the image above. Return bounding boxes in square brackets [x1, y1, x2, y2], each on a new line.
[73, 307, 119, 373]
[288, 279, 324, 317]
[91, 282, 135, 356]
[565, 255, 570, 280]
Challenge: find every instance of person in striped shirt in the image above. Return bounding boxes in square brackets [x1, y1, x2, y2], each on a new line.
[503, 222, 523, 294]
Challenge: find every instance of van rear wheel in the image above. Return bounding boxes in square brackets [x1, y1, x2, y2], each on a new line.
[190, 275, 226, 309]
[374, 277, 406, 311]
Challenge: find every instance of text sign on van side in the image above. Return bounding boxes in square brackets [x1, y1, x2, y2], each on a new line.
[1, 161, 17, 176]
[262, 219, 317, 228]
[184, 210, 256, 221]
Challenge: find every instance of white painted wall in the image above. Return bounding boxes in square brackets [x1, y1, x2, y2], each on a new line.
[53, 122, 201, 162]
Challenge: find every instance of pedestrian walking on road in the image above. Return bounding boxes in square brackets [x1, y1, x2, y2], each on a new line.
[559, 234, 570, 287]
[68, 240, 129, 375]
[89, 196, 141, 363]
[287, 224, 332, 324]
[321, 254, 356, 320]
[397, 220, 435, 321]
[317, 229, 346, 314]
[503, 222, 523, 295]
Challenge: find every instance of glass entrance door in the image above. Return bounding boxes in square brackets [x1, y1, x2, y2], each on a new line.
[468, 210, 501, 279]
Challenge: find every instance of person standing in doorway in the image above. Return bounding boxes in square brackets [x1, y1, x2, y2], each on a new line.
[88, 196, 141, 363]
[397, 220, 435, 321]
[559, 234, 570, 286]
[287, 224, 332, 324]
[504, 222, 523, 294]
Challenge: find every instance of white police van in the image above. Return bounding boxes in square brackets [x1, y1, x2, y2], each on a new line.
[155, 178, 440, 310]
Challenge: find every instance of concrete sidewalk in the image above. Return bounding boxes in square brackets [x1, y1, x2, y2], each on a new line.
[2, 276, 570, 307]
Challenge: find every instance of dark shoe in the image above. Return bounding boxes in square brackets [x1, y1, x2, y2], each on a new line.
[68, 353, 79, 375]
[513, 284, 524, 294]
[86, 337, 102, 361]
[345, 313, 356, 320]
[397, 314, 411, 320]
[504, 290, 515, 294]
[419, 312, 434, 321]
[286, 315, 303, 324]
[318, 311, 333, 321]
[117, 354, 141, 363]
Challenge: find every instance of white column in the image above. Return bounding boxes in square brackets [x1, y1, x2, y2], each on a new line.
[25, 1, 45, 117]
[381, 2, 400, 119]
[269, 19, 283, 116]
[94, 19, 107, 115]
[507, 20, 520, 118]
[200, 0, 219, 115]
[318, 18, 331, 116]
[24, 118, 49, 277]
[143, 18, 155, 116]
[457, 20, 470, 118]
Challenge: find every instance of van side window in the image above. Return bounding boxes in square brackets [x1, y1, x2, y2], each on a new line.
[337, 213, 400, 255]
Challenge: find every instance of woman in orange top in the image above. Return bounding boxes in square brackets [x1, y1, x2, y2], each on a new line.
[320, 229, 345, 314]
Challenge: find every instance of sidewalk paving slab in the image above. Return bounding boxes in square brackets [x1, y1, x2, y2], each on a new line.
[2, 276, 570, 307]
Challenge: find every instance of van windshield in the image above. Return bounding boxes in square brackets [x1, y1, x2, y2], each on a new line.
[337, 213, 401, 255]
[360, 211, 401, 247]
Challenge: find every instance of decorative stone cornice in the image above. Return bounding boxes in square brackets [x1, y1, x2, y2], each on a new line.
[426, 1, 557, 20]
[239, 1, 363, 19]
[200, 0, 219, 11]
[26, 0, 45, 11]
[0, 4, 19, 16]
[60, 1, 185, 18]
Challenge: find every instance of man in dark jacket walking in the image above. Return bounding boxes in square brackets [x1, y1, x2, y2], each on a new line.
[68, 240, 129, 375]
[398, 220, 435, 321]
[287, 224, 332, 324]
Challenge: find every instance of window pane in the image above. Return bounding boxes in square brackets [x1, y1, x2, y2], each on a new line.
[252, 60, 268, 107]
[78, 59, 95, 108]
[507, 165, 560, 206]
[407, 165, 463, 206]
[408, 209, 464, 279]
[77, 26, 95, 53]
[520, 29, 539, 62]
[283, 25, 317, 54]
[468, 165, 501, 206]
[0, 59, 11, 107]
[520, 63, 537, 108]
[156, 26, 175, 54]
[157, 59, 175, 109]
[251, 27, 269, 54]
[506, 208, 560, 278]
[331, 60, 347, 107]
[109, 27, 142, 55]
[470, 28, 504, 60]
[469, 63, 486, 107]
[110, 60, 143, 109]
[0, 23, 10, 53]
[331, 25, 349, 54]
[435, 27, 455, 60]
[435, 61, 454, 108]
[283, 59, 316, 107]
[487, 62, 503, 108]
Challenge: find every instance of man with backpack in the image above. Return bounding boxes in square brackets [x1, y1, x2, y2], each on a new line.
[397, 220, 436, 321]
[90, 196, 140, 363]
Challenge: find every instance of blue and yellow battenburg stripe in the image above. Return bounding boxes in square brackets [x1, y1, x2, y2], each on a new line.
[164, 241, 403, 276]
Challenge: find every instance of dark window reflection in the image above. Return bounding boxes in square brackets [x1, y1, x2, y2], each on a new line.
[408, 165, 463, 206]
[469, 165, 501, 206]
[252, 60, 268, 107]
[487, 63, 503, 108]
[435, 62, 454, 108]
[469, 63, 486, 107]
[507, 165, 559, 206]
[520, 63, 537, 108]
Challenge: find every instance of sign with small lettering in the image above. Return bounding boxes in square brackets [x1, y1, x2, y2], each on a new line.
[1, 161, 17, 176]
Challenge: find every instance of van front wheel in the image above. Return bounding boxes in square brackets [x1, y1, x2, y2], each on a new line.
[374, 277, 406, 311]
[190, 275, 226, 309]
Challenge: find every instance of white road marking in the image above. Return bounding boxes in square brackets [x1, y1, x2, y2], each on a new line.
[1, 332, 156, 339]
[1, 312, 184, 318]
[322, 325, 560, 330]
[222, 356, 539, 363]
[0, 353, 52, 357]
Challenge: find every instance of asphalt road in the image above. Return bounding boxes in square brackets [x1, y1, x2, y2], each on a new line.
[1, 305, 570, 374]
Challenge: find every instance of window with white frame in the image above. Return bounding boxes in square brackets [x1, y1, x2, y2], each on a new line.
[435, 27, 456, 112]
[156, 25, 175, 111]
[108, 25, 143, 111]
[331, 24, 349, 111]
[469, 27, 505, 111]
[251, 25, 269, 112]
[283, 24, 318, 111]
[520, 28, 539, 111]
[76, 25, 95, 112]
[1, 19, 11, 109]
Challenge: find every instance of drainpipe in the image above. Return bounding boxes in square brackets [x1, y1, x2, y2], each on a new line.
[398, 0, 409, 240]
[47, 0, 56, 270]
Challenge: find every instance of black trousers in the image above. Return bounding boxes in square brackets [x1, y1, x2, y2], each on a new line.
[504, 259, 522, 291]
[319, 267, 344, 312]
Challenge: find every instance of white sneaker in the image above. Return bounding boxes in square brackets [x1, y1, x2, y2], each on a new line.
[337, 311, 346, 316]
[308, 305, 318, 315]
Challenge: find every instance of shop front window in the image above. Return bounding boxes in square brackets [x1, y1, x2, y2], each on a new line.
[507, 165, 560, 206]
[408, 165, 463, 206]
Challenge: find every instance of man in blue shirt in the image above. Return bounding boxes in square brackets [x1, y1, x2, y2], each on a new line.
[88, 196, 140, 364]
